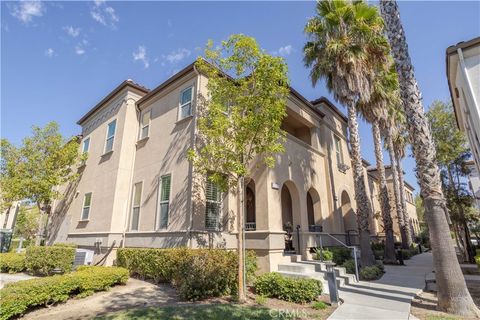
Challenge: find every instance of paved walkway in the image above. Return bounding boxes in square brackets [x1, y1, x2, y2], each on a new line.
[0, 273, 35, 289]
[328, 252, 434, 320]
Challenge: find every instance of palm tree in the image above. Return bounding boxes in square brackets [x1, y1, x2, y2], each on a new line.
[379, 0, 479, 316]
[304, 0, 388, 266]
[393, 123, 413, 245]
[357, 65, 396, 263]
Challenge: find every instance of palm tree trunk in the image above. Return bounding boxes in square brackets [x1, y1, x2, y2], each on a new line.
[395, 148, 413, 246]
[380, 1, 479, 316]
[372, 121, 396, 262]
[346, 102, 375, 267]
[386, 128, 409, 248]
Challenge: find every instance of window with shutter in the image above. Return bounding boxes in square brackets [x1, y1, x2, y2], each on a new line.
[158, 174, 171, 229]
[131, 182, 142, 231]
[205, 178, 221, 230]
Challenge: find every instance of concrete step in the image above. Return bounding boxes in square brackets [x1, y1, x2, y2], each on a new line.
[293, 261, 357, 285]
[278, 262, 349, 287]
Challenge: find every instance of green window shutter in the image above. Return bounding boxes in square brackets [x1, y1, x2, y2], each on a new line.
[158, 175, 171, 229]
[205, 178, 221, 230]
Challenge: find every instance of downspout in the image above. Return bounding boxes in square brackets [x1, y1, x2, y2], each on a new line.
[187, 64, 201, 248]
[121, 98, 140, 248]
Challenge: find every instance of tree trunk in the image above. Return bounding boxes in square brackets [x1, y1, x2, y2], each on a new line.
[237, 176, 246, 303]
[35, 203, 48, 246]
[386, 129, 409, 249]
[372, 121, 396, 262]
[395, 148, 413, 246]
[380, 1, 479, 316]
[453, 222, 466, 262]
[346, 101, 375, 267]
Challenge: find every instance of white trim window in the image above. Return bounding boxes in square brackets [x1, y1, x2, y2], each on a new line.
[334, 135, 344, 166]
[82, 137, 90, 154]
[81, 192, 92, 220]
[105, 119, 117, 153]
[205, 177, 222, 230]
[157, 174, 171, 229]
[179, 86, 193, 120]
[131, 182, 142, 231]
[140, 111, 151, 140]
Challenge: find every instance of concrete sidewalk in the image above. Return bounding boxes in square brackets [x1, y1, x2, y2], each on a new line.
[328, 252, 433, 320]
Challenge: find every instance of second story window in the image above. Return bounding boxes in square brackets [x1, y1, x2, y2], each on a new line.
[82, 137, 90, 154]
[131, 182, 142, 231]
[140, 111, 150, 140]
[205, 177, 222, 230]
[81, 192, 92, 220]
[179, 87, 193, 120]
[105, 120, 116, 153]
[157, 174, 171, 229]
[334, 135, 344, 166]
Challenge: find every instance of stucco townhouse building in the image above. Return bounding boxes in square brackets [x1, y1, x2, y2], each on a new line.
[48, 62, 420, 272]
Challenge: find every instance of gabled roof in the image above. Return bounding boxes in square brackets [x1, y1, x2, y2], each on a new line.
[311, 97, 348, 123]
[77, 80, 149, 125]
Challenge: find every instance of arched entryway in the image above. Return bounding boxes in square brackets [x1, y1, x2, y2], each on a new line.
[245, 180, 256, 231]
[307, 187, 322, 231]
[281, 181, 300, 252]
[341, 191, 357, 233]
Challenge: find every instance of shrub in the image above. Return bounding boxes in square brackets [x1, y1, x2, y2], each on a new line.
[371, 242, 385, 251]
[312, 301, 328, 310]
[255, 295, 267, 305]
[254, 272, 322, 303]
[313, 248, 333, 261]
[329, 247, 352, 265]
[400, 249, 413, 260]
[373, 250, 384, 260]
[0, 266, 128, 320]
[360, 265, 383, 281]
[53, 242, 77, 248]
[0, 253, 26, 273]
[475, 255, 480, 269]
[25, 245, 76, 276]
[342, 259, 356, 274]
[117, 248, 258, 301]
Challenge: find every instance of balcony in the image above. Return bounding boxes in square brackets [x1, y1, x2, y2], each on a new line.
[245, 222, 256, 231]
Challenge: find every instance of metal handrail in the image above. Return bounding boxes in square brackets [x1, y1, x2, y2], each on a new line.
[315, 232, 360, 282]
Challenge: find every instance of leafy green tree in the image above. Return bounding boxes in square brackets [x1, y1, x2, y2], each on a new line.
[0, 122, 81, 245]
[189, 35, 289, 302]
[14, 205, 40, 241]
[303, 0, 389, 267]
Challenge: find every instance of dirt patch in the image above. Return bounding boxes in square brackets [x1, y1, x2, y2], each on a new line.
[411, 287, 480, 320]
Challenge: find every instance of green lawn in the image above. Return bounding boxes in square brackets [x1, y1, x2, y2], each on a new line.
[95, 304, 282, 320]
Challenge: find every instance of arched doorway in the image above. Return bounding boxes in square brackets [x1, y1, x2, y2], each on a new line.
[246, 180, 256, 231]
[281, 185, 294, 229]
[281, 181, 300, 252]
[341, 191, 357, 234]
[307, 188, 322, 231]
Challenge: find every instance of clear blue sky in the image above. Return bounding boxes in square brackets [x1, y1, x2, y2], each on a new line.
[2, 1, 480, 194]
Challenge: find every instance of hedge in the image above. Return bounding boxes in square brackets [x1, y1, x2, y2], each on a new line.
[360, 265, 383, 281]
[0, 266, 128, 320]
[254, 272, 322, 303]
[117, 248, 258, 301]
[0, 253, 26, 273]
[25, 246, 76, 276]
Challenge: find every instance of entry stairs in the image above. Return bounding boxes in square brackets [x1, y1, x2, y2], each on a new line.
[276, 255, 356, 294]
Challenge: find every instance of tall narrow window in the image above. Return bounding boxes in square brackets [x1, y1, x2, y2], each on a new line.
[81, 193, 92, 220]
[205, 178, 222, 230]
[334, 135, 344, 166]
[179, 87, 193, 119]
[131, 182, 142, 231]
[140, 111, 150, 139]
[82, 137, 90, 154]
[158, 174, 171, 229]
[105, 120, 116, 153]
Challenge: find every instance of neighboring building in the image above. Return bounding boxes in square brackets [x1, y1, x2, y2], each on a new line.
[50, 62, 418, 271]
[367, 166, 420, 242]
[0, 201, 20, 231]
[465, 160, 480, 209]
[447, 37, 480, 171]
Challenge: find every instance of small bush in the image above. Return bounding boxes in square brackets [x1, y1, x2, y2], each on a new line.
[254, 272, 322, 303]
[400, 249, 413, 260]
[371, 242, 385, 251]
[475, 255, 480, 269]
[312, 301, 328, 310]
[53, 242, 77, 248]
[313, 248, 333, 261]
[329, 247, 352, 265]
[342, 259, 356, 274]
[0, 253, 26, 273]
[117, 248, 258, 301]
[360, 265, 383, 281]
[0, 266, 128, 320]
[25, 245, 76, 276]
[373, 250, 384, 260]
[255, 295, 267, 305]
